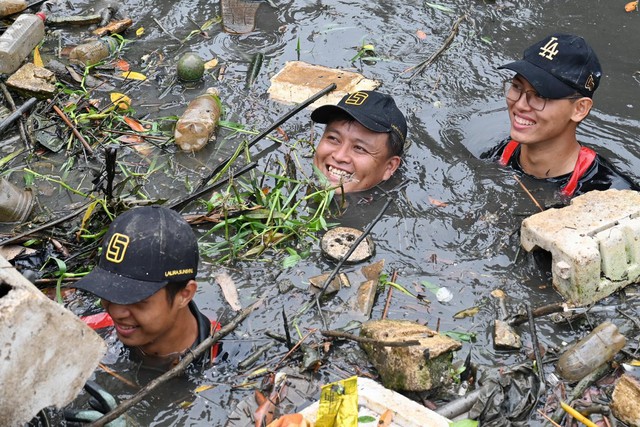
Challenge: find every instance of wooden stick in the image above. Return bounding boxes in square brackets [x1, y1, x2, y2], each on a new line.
[51, 103, 94, 156]
[321, 330, 422, 347]
[381, 270, 397, 320]
[513, 175, 544, 212]
[405, 14, 467, 81]
[88, 299, 262, 427]
[97, 363, 138, 389]
[0, 82, 34, 149]
[537, 409, 562, 427]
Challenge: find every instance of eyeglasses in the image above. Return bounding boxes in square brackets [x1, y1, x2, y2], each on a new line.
[503, 81, 583, 111]
[503, 81, 549, 111]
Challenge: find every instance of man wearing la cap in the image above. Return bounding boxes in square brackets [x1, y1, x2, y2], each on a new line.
[482, 33, 638, 198]
[312, 90, 408, 193]
[74, 205, 217, 369]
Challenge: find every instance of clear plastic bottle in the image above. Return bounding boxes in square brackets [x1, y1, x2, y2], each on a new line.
[556, 321, 626, 382]
[68, 37, 118, 66]
[0, 12, 45, 75]
[0, 0, 27, 18]
[174, 88, 221, 152]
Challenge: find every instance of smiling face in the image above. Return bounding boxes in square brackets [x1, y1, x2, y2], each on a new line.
[101, 282, 197, 357]
[506, 75, 591, 149]
[313, 119, 401, 193]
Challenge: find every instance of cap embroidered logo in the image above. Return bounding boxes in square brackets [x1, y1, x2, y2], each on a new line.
[585, 75, 595, 92]
[105, 233, 130, 263]
[539, 37, 560, 60]
[345, 92, 368, 106]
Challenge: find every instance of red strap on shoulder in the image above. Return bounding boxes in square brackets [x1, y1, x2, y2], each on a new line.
[499, 140, 519, 166]
[210, 320, 222, 362]
[561, 146, 596, 197]
[81, 312, 114, 329]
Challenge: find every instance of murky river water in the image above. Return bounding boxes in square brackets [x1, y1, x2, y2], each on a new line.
[12, 0, 640, 425]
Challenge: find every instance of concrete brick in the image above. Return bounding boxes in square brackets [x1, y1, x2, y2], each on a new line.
[521, 189, 640, 306]
[267, 61, 380, 110]
[0, 254, 105, 427]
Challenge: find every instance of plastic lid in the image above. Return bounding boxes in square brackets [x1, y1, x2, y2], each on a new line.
[35, 12, 46, 22]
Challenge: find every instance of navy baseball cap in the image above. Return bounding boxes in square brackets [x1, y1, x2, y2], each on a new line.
[74, 205, 199, 305]
[311, 91, 408, 147]
[499, 34, 602, 99]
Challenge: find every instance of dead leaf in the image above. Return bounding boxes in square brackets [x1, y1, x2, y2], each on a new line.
[453, 306, 480, 319]
[625, 0, 638, 12]
[92, 18, 133, 37]
[136, 26, 145, 36]
[491, 289, 505, 299]
[204, 58, 219, 70]
[215, 272, 241, 311]
[114, 59, 130, 71]
[110, 92, 131, 110]
[123, 116, 146, 132]
[33, 46, 43, 67]
[195, 384, 215, 393]
[254, 389, 276, 427]
[429, 197, 448, 207]
[121, 71, 146, 81]
[416, 30, 427, 40]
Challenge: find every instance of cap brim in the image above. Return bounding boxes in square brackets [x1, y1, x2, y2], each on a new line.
[311, 104, 389, 133]
[499, 60, 576, 99]
[74, 265, 168, 305]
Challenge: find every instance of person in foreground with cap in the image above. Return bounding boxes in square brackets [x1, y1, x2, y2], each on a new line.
[482, 33, 638, 198]
[74, 205, 217, 369]
[311, 90, 408, 193]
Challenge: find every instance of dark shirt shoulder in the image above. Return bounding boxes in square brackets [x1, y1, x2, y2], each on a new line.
[483, 138, 639, 197]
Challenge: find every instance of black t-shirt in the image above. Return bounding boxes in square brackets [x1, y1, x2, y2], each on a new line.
[481, 138, 640, 197]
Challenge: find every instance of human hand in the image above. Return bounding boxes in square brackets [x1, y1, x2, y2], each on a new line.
[63, 381, 126, 427]
[267, 413, 313, 427]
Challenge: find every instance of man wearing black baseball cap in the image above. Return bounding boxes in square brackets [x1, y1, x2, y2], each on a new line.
[482, 33, 638, 198]
[74, 205, 218, 369]
[311, 90, 408, 193]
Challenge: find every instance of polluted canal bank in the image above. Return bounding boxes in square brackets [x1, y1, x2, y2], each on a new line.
[1, 0, 640, 426]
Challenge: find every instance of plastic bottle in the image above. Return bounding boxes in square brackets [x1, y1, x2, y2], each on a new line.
[0, 0, 27, 18]
[174, 88, 221, 152]
[556, 321, 626, 382]
[68, 37, 118, 66]
[0, 12, 45, 75]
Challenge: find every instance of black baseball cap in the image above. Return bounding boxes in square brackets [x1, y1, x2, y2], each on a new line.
[311, 90, 408, 146]
[74, 205, 199, 305]
[499, 33, 602, 99]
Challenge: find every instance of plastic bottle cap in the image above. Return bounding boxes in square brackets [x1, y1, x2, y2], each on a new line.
[35, 12, 46, 22]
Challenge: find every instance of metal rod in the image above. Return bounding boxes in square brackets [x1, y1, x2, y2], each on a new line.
[0, 97, 37, 135]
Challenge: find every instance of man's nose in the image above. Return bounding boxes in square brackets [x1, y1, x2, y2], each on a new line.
[104, 301, 130, 318]
[331, 142, 350, 162]
[515, 91, 532, 110]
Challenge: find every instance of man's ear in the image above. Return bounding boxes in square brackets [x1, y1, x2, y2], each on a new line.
[176, 280, 197, 308]
[382, 156, 402, 181]
[571, 97, 593, 123]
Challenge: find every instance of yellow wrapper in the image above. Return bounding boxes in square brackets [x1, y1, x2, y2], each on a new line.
[315, 376, 358, 427]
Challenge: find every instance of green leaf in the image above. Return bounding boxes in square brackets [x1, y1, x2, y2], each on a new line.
[358, 415, 377, 423]
[425, 2, 455, 13]
[442, 331, 477, 342]
[449, 419, 479, 427]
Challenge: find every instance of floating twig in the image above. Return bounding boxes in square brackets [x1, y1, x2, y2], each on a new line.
[97, 363, 138, 389]
[381, 269, 398, 320]
[282, 307, 293, 349]
[51, 103, 94, 156]
[537, 409, 562, 427]
[321, 330, 421, 347]
[513, 174, 544, 212]
[88, 299, 263, 427]
[152, 17, 182, 43]
[0, 83, 34, 149]
[526, 302, 546, 395]
[315, 198, 392, 329]
[404, 14, 467, 81]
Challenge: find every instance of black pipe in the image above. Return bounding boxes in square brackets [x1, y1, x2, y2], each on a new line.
[0, 97, 37, 135]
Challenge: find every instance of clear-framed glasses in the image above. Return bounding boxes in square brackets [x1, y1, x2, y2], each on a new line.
[503, 81, 548, 111]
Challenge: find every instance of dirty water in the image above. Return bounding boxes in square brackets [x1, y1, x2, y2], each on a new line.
[3, 0, 640, 426]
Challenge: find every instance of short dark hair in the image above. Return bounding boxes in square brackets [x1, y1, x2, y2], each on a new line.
[165, 280, 190, 305]
[326, 114, 403, 158]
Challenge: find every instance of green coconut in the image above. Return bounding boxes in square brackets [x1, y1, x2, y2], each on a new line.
[177, 52, 205, 82]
